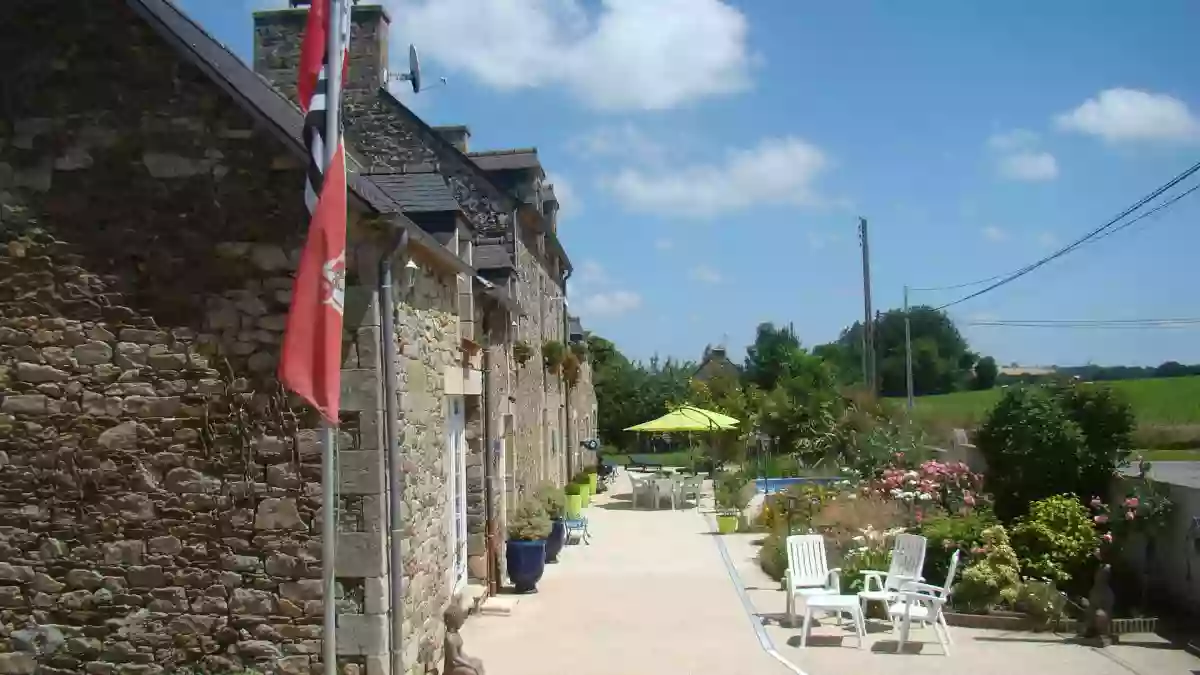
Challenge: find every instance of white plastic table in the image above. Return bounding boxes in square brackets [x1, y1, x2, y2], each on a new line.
[799, 594, 866, 649]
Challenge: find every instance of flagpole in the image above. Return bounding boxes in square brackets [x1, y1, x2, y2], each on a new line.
[322, 2, 344, 675]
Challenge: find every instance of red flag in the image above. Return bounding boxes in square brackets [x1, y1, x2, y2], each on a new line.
[297, 0, 329, 114]
[279, 146, 347, 422]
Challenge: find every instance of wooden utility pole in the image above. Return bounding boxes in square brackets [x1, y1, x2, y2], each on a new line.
[859, 218, 875, 393]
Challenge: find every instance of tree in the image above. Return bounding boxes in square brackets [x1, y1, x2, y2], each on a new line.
[821, 306, 980, 396]
[743, 322, 801, 391]
[588, 334, 696, 448]
[973, 356, 998, 390]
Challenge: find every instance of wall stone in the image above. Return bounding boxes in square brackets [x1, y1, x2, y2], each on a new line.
[0, 3, 372, 673]
[391, 257, 459, 674]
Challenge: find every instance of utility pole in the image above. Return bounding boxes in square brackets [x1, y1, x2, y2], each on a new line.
[904, 285, 915, 410]
[858, 218, 875, 393]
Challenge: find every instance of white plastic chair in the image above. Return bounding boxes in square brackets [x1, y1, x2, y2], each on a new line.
[784, 534, 841, 627]
[629, 475, 654, 510]
[678, 476, 702, 505]
[889, 550, 960, 655]
[858, 533, 927, 615]
[653, 477, 678, 510]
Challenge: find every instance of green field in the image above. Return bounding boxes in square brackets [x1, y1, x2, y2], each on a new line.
[896, 376, 1200, 450]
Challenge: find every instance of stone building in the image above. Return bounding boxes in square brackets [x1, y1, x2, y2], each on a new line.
[253, 5, 591, 603]
[0, 2, 595, 675]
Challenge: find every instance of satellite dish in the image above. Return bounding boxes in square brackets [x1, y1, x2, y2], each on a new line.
[389, 44, 422, 93]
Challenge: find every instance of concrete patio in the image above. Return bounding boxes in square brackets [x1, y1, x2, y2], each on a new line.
[462, 472, 1200, 675]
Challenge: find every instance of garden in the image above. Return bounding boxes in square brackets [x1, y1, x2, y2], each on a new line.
[711, 381, 1176, 641]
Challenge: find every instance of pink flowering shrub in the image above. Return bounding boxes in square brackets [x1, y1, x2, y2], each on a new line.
[872, 457, 986, 514]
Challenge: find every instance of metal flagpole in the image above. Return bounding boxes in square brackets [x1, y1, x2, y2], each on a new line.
[323, 1, 344, 674]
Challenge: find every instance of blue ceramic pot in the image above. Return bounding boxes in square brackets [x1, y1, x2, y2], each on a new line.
[506, 539, 547, 593]
[545, 519, 567, 563]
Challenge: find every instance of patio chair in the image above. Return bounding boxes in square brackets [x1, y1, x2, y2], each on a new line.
[784, 534, 841, 628]
[629, 475, 654, 510]
[858, 533, 927, 616]
[652, 477, 678, 510]
[678, 476, 702, 506]
[889, 549, 960, 655]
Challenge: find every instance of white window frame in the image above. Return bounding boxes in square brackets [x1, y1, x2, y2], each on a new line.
[446, 396, 468, 594]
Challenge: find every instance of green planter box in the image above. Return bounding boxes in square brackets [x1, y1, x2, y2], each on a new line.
[565, 493, 582, 519]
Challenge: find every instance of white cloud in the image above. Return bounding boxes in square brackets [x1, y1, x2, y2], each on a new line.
[982, 226, 1007, 242]
[986, 129, 1059, 182]
[654, 238, 674, 251]
[997, 151, 1059, 181]
[575, 290, 643, 317]
[576, 259, 608, 286]
[609, 136, 832, 217]
[545, 172, 580, 220]
[1037, 231, 1059, 249]
[384, 0, 753, 111]
[689, 265, 723, 284]
[569, 124, 669, 164]
[986, 129, 1039, 152]
[1055, 88, 1200, 143]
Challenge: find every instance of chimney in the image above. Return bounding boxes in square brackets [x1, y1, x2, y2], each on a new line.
[252, 4, 390, 107]
[433, 126, 471, 153]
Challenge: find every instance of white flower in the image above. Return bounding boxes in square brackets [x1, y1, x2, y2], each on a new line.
[905, 470, 919, 480]
[847, 493, 858, 500]
[852, 535, 866, 544]
[918, 492, 932, 501]
[889, 488, 902, 497]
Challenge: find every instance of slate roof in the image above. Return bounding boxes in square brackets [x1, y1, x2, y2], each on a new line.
[126, 0, 477, 279]
[468, 148, 540, 171]
[568, 316, 584, 341]
[365, 173, 460, 213]
[474, 244, 515, 272]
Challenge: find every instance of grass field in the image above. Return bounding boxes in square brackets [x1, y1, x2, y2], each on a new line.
[896, 376, 1200, 450]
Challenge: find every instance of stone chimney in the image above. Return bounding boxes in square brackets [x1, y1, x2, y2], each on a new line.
[433, 126, 470, 153]
[252, 4, 390, 106]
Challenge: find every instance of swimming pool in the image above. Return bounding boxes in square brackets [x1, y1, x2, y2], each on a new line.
[754, 476, 842, 494]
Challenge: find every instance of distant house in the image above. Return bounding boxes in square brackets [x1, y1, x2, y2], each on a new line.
[694, 345, 740, 382]
[999, 365, 1057, 377]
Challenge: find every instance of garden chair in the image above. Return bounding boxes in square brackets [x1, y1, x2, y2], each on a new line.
[629, 475, 654, 510]
[784, 534, 842, 628]
[678, 476, 703, 506]
[889, 549, 960, 656]
[652, 477, 678, 510]
[858, 533, 927, 616]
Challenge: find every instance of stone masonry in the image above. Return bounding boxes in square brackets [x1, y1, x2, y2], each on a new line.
[253, 6, 578, 600]
[0, 2, 472, 674]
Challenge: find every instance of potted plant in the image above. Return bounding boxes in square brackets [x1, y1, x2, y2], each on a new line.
[584, 465, 599, 492]
[542, 340, 565, 373]
[715, 471, 750, 534]
[506, 495, 552, 593]
[573, 472, 592, 508]
[536, 482, 567, 563]
[564, 482, 584, 519]
[512, 340, 532, 367]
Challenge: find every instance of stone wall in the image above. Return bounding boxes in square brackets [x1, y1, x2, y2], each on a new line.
[0, 3, 394, 673]
[569, 356, 598, 469]
[390, 255, 459, 674]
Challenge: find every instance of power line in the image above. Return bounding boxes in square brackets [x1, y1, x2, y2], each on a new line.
[1087, 181, 1200, 244]
[932, 160, 1200, 311]
[966, 317, 1200, 329]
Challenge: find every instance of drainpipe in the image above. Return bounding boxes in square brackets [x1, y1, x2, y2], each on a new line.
[480, 306, 498, 595]
[562, 266, 573, 479]
[379, 228, 409, 675]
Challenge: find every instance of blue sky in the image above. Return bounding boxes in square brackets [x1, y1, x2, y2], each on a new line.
[183, 0, 1200, 367]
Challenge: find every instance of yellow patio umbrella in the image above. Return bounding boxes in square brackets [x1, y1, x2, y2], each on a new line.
[624, 405, 739, 432]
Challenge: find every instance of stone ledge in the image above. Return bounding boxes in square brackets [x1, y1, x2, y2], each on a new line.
[336, 612, 388, 655]
[336, 531, 385, 578]
[339, 450, 384, 495]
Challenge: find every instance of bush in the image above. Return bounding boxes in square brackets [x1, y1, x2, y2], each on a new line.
[977, 384, 1137, 522]
[919, 507, 999, 584]
[976, 387, 1087, 521]
[811, 494, 909, 564]
[1015, 579, 1068, 630]
[838, 525, 899, 594]
[953, 525, 1021, 613]
[508, 495, 552, 541]
[534, 481, 565, 520]
[872, 459, 986, 514]
[758, 531, 788, 581]
[1010, 495, 1096, 591]
[564, 482, 582, 496]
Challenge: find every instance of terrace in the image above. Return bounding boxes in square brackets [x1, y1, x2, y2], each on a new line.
[460, 471, 1200, 675]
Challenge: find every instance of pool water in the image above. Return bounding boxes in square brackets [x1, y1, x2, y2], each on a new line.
[754, 476, 841, 494]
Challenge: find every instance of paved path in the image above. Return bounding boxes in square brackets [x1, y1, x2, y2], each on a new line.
[461, 472, 793, 675]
